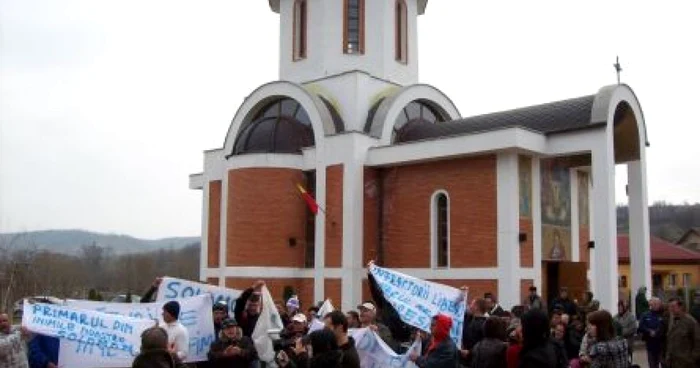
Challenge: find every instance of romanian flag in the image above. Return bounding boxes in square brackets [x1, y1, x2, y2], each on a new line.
[296, 183, 319, 215]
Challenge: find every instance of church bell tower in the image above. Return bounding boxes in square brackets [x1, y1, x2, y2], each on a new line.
[268, 0, 428, 86]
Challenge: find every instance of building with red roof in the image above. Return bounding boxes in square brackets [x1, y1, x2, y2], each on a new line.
[618, 234, 700, 297]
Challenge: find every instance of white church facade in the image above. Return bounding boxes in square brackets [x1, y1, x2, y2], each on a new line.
[189, 0, 652, 313]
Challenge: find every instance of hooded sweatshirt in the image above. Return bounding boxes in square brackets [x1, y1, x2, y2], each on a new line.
[415, 314, 458, 368]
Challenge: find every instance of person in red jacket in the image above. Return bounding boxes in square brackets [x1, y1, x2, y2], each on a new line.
[409, 314, 459, 368]
[506, 321, 523, 368]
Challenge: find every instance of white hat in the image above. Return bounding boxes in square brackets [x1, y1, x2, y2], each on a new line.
[357, 302, 376, 312]
[292, 313, 308, 324]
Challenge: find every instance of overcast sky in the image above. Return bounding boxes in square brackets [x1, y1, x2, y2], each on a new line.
[1, 1, 698, 239]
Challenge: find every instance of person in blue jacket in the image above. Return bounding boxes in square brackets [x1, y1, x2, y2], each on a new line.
[28, 334, 59, 368]
[637, 297, 665, 368]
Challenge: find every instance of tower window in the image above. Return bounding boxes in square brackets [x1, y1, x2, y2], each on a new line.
[431, 191, 450, 268]
[293, 0, 307, 60]
[395, 0, 408, 63]
[344, 0, 365, 54]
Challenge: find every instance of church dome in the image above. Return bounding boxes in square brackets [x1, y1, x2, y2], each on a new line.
[233, 98, 315, 155]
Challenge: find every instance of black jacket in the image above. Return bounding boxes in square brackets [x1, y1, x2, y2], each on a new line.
[234, 287, 260, 338]
[207, 335, 258, 368]
[471, 337, 507, 368]
[294, 350, 344, 368]
[132, 350, 186, 368]
[339, 337, 361, 368]
[518, 342, 566, 368]
[549, 297, 577, 317]
[415, 339, 459, 368]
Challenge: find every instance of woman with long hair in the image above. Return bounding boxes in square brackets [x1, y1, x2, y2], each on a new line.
[518, 309, 564, 368]
[580, 310, 630, 368]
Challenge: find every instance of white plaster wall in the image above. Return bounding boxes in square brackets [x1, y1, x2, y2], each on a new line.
[304, 71, 400, 132]
[279, 0, 420, 85]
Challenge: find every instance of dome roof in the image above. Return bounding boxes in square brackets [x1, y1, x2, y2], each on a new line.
[233, 98, 315, 155]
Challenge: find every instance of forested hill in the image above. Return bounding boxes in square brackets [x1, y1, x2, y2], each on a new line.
[617, 202, 700, 242]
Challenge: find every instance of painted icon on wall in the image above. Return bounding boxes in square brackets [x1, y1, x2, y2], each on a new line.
[519, 156, 532, 218]
[541, 160, 571, 226]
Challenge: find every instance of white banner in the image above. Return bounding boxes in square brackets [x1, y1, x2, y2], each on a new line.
[369, 264, 467, 345]
[156, 276, 241, 314]
[308, 299, 335, 333]
[252, 286, 285, 364]
[61, 294, 214, 366]
[351, 327, 421, 368]
[22, 302, 153, 368]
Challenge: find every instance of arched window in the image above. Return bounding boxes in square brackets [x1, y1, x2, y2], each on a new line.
[392, 99, 447, 142]
[232, 98, 314, 155]
[344, 0, 365, 54]
[293, 0, 307, 60]
[395, 0, 407, 63]
[431, 191, 450, 268]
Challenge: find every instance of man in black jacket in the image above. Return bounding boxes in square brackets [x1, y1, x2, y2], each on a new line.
[207, 318, 258, 367]
[324, 311, 360, 368]
[234, 280, 265, 338]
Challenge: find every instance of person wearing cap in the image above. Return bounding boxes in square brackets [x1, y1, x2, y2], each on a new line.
[234, 280, 265, 338]
[207, 318, 258, 367]
[523, 286, 546, 313]
[281, 313, 309, 340]
[212, 301, 229, 340]
[160, 301, 189, 361]
[358, 301, 398, 353]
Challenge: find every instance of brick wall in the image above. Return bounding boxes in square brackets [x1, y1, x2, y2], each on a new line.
[325, 165, 343, 268]
[520, 279, 534, 303]
[207, 277, 219, 286]
[324, 279, 342, 308]
[208, 181, 222, 268]
[380, 155, 498, 268]
[226, 168, 307, 267]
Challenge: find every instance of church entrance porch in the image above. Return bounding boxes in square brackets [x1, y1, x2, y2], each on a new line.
[542, 261, 588, 307]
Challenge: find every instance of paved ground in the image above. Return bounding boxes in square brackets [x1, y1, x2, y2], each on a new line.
[632, 340, 651, 368]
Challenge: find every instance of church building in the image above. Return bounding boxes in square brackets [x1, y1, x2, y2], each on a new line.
[189, 0, 652, 313]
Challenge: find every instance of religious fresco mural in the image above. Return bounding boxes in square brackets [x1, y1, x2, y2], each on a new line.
[519, 156, 532, 218]
[578, 171, 590, 227]
[541, 160, 571, 226]
[542, 225, 571, 261]
[541, 159, 572, 261]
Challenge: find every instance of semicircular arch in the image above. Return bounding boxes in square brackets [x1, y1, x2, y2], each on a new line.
[368, 84, 461, 144]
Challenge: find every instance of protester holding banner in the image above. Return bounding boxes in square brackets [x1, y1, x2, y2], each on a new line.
[0, 313, 32, 368]
[356, 300, 400, 353]
[132, 327, 187, 368]
[234, 280, 264, 338]
[160, 301, 189, 361]
[323, 311, 360, 368]
[207, 318, 258, 367]
[142, 277, 163, 303]
[409, 314, 459, 368]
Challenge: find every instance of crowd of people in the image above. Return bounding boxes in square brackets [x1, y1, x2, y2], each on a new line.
[2, 278, 699, 368]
